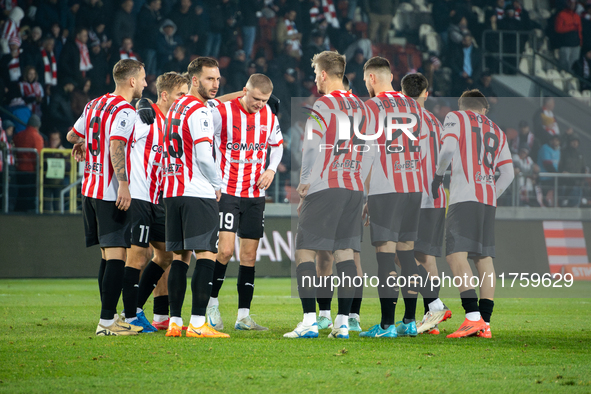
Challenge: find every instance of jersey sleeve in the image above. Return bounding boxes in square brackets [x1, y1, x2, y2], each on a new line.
[440, 112, 461, 143]
[211, 106, 222, 139]
[206, 99, 221, 108]
[188, 107, 214, 145]
[110, 108, 136, 142]
[268, 115, 283, 147]
[306, 98, 329, 139]
[132, 116, 149, 141]
[72, 113, 86, 138]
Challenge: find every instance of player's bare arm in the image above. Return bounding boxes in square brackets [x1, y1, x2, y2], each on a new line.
[66, 130, 86, 162]
[110, 139, 131, 211]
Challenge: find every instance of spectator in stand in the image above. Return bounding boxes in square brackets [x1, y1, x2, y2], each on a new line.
[572, 48, 591, 86]
[12, 114, 44, 212]
[475, 70, 498, 104]
[345, 48, 369, 96]
[19, 66, 44, 118]
[533, 97, 559, 144]
[58, 27, 92, 86]
[156, 19, 182, 73]
[48, 78, 75, 135]
[1, 6, 24, 55]
[62, 0, 81, 37]
[559, 137, 586, 206]
[88, 20, 112, 56]
[49, 23, 65, 60]
[43, 129, 69, 212]
[433, 0, 455, 47]
[537, 134, 561, 206]
[226, 49, 248, 92]
[364, 0, 395, 44]
[35, 0, 61, 39]
[21, 26, 43, 70]
[77, 0, 105, 32]
[581, 2, 591, 53]
[87, 39, 109, 96]
[1, 37, 24, 83]
[512, 147, 540, 206]
[447, 15, 470, 52]
[561, 126, 577, 148]
[450, 34, 482, 96]
[169, 0, 196, 56]
[111, 0, 136, 47]
[512, 120, 541, 161]
[334, 18, 356, 54]
[512, 0, 538, 30]
[39, 37, 58, 92]
[205, 0, 236, 59]
[275, 8, 302, 61]
[240, 0, 263, 59]
[301, 30, 325, 80]
[486, 0, 505, 30]
[115, 37, 138, 62]
[71, 78, 90, 118]
[191, 4, 208, 56]
[163, 45, 189, 73]
[273, 67, 301, 130]
[135, 0, 162, 76]
[554, 0, 582, 72]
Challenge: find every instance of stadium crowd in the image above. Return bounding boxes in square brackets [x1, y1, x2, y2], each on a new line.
[0, 0, 590, 209]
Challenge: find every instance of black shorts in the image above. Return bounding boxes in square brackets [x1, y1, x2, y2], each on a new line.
[296, 188, 364, 252]
[368, 192, 421, 245]
[130, 199, 166, 247]
[415, 208, 446, 257]
[164, 196, 219, 253]
[445, 201, 496, 258]
[83, 196, 131, 248]
[218, 194, 265, 239]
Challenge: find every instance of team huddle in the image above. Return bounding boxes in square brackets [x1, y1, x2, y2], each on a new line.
[68, 50, 514, 339]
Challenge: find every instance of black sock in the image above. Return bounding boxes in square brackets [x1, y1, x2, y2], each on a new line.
[336, 260, 356, 316]
[350, 284, 363, 315]
[191, 259, 215, 316]
[296, 262, 317, 314]
[316, 275, 334, 311]
[98, 258, 106, 301]
[376, 252, 398, 329]
[153, 295, 169, 316]
[137, 261, 165, 310]
[122, 266, 141, 319]
[237, 265, 255, 309]
[460, 289, 479, 314]
[479, 298, 494, 323]
[100, 259, 125, 320]
[210, 260, 227, 298]
[397, 250, 419, 323]
[417, 264, 438, 315]
[168, 260, 189, 318]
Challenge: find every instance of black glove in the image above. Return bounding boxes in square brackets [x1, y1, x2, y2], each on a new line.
[268, 94, 280, 115]
[432, 174, 444, 200]
[137, 98, 156, 125]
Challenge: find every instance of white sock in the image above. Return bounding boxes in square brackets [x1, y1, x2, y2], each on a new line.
[303, 312, 317, 326]
[237, 308, 249, 320]
[465, 312, 481, 321]
[99, 318, 114, 327]
[153, 314, 169, 323]
[208, 297, 219, 308]
[319, 310, 331, 320]
[125, 317, 138, 324]
[428, 298, 445, 312]
[335, 314, 349, 329]
[349, 313, 360, 321]
[136, 307, 143, 315]
[170, 316, 183, 327]
[485, 322, 490, 326]
[190, 315, 206, 327]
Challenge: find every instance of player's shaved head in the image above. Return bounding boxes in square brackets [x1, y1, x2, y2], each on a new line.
[459, 89, 489, 112]
[113, 59, 145, 85]
[363, 56, 391, 79]
[246, 73, 273, 94]
[187, 57, 219, 79]
[311, 51, 346, 79]
[156, 72, 189, 96]
[401, 73, 428, 99]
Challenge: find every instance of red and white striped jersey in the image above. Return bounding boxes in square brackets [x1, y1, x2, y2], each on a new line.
[441, 110, 512, 207]
[1, 18, 18, 44]
[419, 107, 446, 209]
[211, 98, 283, 198]
[129, 103, 165, 204]
[161, 94, 217, 199]
[366, 91, 423, 196]
[304, 90, 368, 195]
[72, 93, 135, 201]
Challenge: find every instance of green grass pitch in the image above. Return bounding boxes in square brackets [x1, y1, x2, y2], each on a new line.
[0, 278, 590, 393]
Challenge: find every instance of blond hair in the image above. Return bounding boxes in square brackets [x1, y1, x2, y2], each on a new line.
[246, 73, 274, 94]
[156, 72, 189, 96]
[311, 51, 346, 79]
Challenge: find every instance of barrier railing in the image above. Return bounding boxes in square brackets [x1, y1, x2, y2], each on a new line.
[506, 172, 591, 208]
[39, 148, 78, 213]
[2, 147, 40, 213]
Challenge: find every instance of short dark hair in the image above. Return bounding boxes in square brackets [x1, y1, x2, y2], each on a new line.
[401, 73, 428, 99]
[113, 59, 145, 84]
[187, 57, 219, 79]
[458, 89, 489, 111]
[363, 56, 391, 74]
